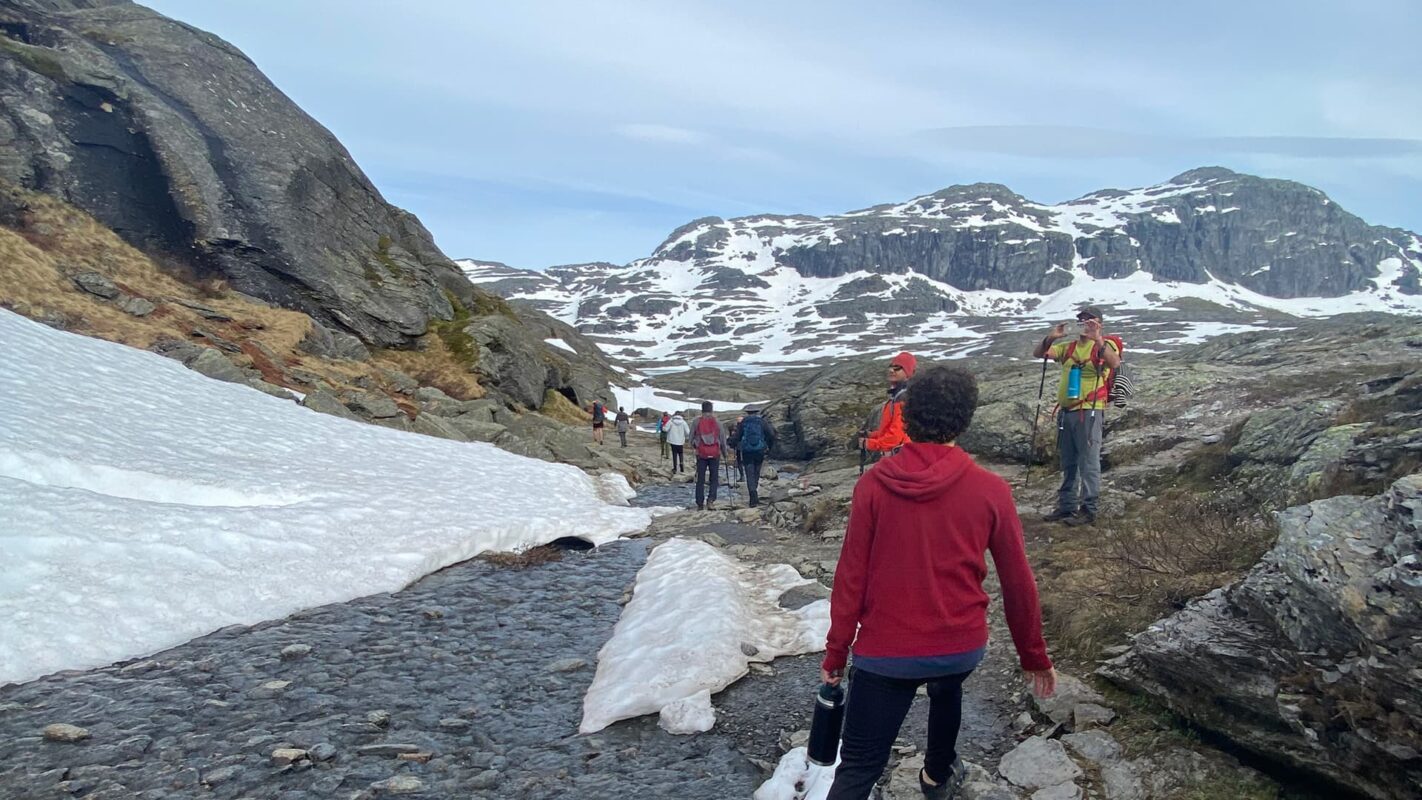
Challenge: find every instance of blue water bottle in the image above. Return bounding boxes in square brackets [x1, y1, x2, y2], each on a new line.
[807, 682, 846, 766]
[1067, 365, 1082, 400]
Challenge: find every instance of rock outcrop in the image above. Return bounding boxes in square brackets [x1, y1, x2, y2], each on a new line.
[0, 0, 619, 411]
[1099, 475, 1422, 800]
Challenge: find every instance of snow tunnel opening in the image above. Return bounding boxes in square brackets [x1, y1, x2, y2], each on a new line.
[548, 536, 595, 552]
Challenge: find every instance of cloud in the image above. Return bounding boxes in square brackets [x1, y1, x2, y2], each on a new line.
[615, 123, 711, 146]
[917, 126, 1422, 160]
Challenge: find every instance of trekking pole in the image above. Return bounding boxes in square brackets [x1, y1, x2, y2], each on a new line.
[1024, 354, 1050, 487]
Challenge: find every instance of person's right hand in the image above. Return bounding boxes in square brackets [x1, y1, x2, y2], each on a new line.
[1049, 323, 1068, 340]
[1025, 668, 1057, 699]
[821, 667, 843, 687]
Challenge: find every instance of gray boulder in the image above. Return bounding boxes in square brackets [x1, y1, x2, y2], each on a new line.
[302, 389, 362, 422]
[1229, 400, 1341, 465]
[1099, 474, 1422, 800]
[186, 348, 247, 384]
[70, 270, 119, 299]
[411, 414, 468, 442]
[298, 322, 371, 362]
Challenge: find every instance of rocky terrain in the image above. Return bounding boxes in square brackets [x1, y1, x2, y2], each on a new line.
[462, 169, 1422, 371]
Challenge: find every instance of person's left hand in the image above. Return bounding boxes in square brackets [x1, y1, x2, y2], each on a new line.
[1083, 318, 1103, 341]
[858, 437, 867, 449]
[821, 667, 843, 686]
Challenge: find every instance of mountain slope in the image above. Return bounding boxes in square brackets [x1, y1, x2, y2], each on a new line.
[464, 168, 1422, 370]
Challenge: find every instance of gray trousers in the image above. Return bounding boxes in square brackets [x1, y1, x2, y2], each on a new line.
[1057, 408, 1104, 515]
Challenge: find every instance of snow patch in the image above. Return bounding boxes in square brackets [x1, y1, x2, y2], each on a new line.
[0, 311, 654, 685]
[578, 538, 829, 734]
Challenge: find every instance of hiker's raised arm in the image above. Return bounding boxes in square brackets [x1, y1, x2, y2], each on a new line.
[1033, 323, 1067, 359]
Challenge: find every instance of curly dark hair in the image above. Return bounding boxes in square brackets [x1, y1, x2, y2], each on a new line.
[902, 366, 978, 444]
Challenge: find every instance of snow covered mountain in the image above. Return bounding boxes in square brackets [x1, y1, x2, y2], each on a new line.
[462, 168, 1421, 371]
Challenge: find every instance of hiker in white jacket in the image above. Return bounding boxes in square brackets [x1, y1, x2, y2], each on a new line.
[665, 412, 691, 474]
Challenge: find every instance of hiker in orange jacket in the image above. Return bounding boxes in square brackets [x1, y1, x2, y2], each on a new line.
[860, 352, 916, 458]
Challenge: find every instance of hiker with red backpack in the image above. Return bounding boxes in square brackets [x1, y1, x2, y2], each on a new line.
[692, 400, 728, 510]
[1032, 305, 1121, 526]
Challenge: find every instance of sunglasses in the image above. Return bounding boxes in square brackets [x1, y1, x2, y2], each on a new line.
[889, 365, 905, 372]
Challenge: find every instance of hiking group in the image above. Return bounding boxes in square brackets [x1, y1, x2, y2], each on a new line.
[585, 306, 1125, 799]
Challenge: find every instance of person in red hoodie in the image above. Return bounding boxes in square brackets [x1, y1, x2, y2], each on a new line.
[859, 352, 915, 461]
[823, 366, 1056, 800]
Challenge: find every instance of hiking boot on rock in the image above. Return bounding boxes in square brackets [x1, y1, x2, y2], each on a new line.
[1062, 510, 1097, 527]
[920, 755, 965, 799]
[1043, 507, 1075, 523]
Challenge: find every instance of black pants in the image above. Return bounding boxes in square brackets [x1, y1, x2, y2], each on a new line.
[670, 444, 684, 472]
[695, 456, 719, 507]
[825, 667, 973, 800]
[618, 430, 627, 447]
[742, 453, 764, 507]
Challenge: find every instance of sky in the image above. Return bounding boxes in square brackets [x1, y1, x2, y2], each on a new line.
[144, 0, 1422, 270]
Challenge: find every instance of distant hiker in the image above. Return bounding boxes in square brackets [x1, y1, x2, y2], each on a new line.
[822, 366, 1056, 800]
[859, 352, 916, 463]
[590, 399, 607, 445]
[731, 413, 747, 481]
[658, 412, 671, 459]
[1033, 305, 1121, 526]
[728, 405, 776, 507]
[692, 401, 728, 510]
[615, 407, 630, 448]
[666, 411, 690, 474]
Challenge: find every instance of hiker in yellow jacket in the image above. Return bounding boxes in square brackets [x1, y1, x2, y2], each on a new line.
[1032, 305, 1120, 526]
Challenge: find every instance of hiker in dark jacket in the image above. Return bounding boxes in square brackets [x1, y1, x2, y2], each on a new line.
[823, 366, 1056, 800]
[615, 407, 630, 448]
[657, 412, 671, 459]
[728, 406, 776, 507]
[691, 401, 727, 510]
[590, 399, 607, 445]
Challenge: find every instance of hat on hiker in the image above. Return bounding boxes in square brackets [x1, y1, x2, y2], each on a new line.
[744, 405, 761, 414]
[890, 351, 917, 379]
[1076, 305, 1104, 321]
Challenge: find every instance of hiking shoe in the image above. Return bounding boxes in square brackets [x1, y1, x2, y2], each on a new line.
[1043, 508, 1075, 523]
[1063, 510, 1097, 527]
[920, 756, 965, 799]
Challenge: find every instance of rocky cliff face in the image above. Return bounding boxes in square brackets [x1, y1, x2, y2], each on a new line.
[465, 169, 1422, 371]
[1100, 475, 1422, 800]
[0, 0, 622, 412]
[0, 0, 474, 348]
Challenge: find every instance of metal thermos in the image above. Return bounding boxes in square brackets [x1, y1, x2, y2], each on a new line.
[807, 682, 846, 766]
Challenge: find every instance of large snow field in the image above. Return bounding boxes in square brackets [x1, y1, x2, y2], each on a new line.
[580, 537, 830, 735]
[0, 310, 655, 686]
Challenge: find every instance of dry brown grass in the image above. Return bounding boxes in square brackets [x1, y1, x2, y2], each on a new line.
[540, 388, 591, 425]
[0, 185, 313, 354]
[1036, 487, 1276, 662]
[0, 182, 499, 410]
[478, 544, 564, 568]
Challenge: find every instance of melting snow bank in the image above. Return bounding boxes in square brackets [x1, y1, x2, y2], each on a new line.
[754, 747, 838, 800]
[579, 537, 830, 734]
[0, 311, 655, 685]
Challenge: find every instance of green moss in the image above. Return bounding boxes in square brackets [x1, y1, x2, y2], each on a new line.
[362, 262, 384, 286]
[0, 36, 68, 82]
[469, 288, 519, 320]
[374, 234, 405, 278]
[430, 290, 477, 367]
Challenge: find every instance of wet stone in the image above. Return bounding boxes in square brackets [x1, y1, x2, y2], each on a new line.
[43, 723, 90, 742]
[0, 542, 765, 798]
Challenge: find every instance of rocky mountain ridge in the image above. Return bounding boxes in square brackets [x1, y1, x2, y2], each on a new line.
[464, 168, 1421, 371]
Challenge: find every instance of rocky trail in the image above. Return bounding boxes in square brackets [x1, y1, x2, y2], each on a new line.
[0, 407, 1392, 800]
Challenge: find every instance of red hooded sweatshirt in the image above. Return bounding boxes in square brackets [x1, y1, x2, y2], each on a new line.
[823, 442, 1052, 673]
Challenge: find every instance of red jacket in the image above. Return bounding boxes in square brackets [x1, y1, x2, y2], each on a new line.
[823, 443, 1052, 673]
[866, 390, 908, 452]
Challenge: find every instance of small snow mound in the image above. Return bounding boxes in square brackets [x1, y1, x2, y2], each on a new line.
[578, 537, 830, 734]
[656, 688, 716, 734]
[595, 472, 637, 506]
[753, 747, 837, 800]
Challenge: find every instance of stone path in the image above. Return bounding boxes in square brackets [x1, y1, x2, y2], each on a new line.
[0, 541, 762, 800]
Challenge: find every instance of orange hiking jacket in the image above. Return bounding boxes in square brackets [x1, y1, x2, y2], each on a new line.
[866, 394, 908, 452]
